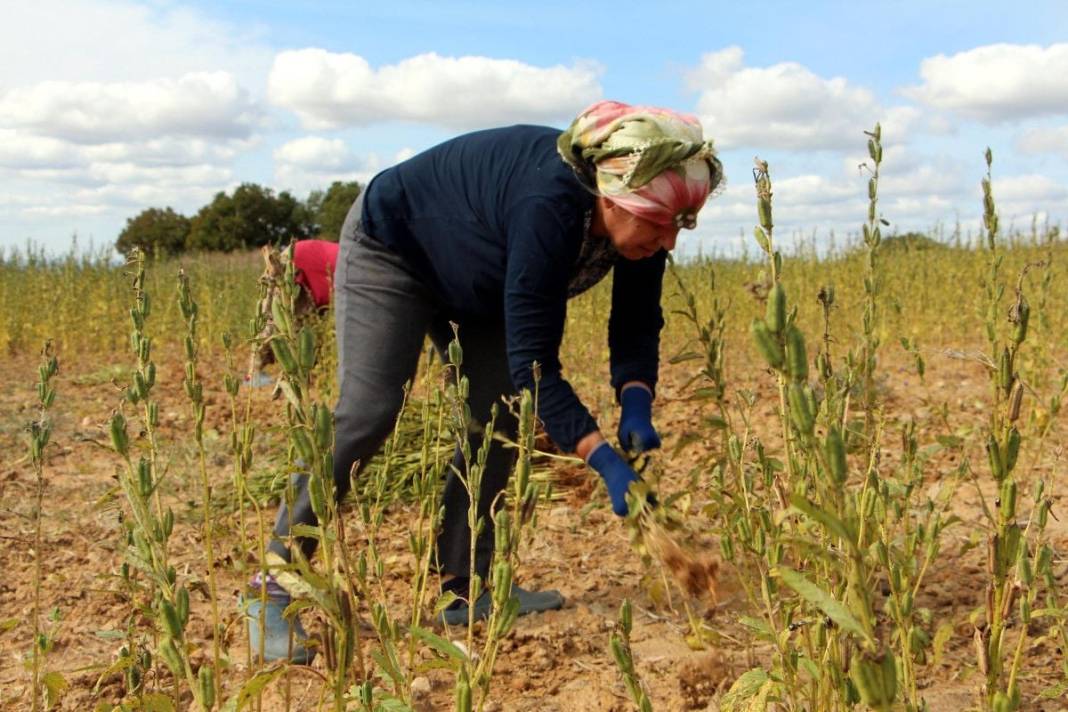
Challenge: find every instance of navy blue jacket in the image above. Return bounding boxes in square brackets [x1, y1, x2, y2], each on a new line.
[361, 125, 665, 452]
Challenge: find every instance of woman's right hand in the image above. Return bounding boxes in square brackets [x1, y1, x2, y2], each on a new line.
[586, 442, 640, 516]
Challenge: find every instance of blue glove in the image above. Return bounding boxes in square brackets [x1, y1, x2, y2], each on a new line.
[587, 442, 640, 516]
[618, 385, 661, 454]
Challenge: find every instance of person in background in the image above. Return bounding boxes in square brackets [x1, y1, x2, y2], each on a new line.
[247, 239, 340, 387]
[247, 100, 724, 663]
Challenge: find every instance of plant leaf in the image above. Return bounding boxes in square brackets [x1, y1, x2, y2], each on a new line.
[721, 668, 771, 711]
[789, 494, 856, 551]
[408, 625, 468, 662]
[775, 567, 872, 645]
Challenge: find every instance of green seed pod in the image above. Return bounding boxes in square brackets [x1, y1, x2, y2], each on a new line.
[292, 428, 315, 463]
[620, 599, 633, 634]
[757, 197, 773, 231]
[455, 672, 472, 712]
[719, 535, 735, 562]
[766, 283, 787, 334]
[987, 435, 1004, 481]
[494, 510, 511, 553]
[133, 371, 149, 401]
[787, 383, 815, 436]
[1012, 297, 1030, 345]
[1004, 427, 1020, 472]
[161, 600, 183, 639]
[493, 561, 512, 603]
[610, 636, 629, 671]
[1020, 596, 1032, 625]
[176, 586, 190, 626]
[148, 401, 159, 428]
[158, 638, 183, 676]
[308, 474, 327, 519]
[138, 458, 153, 497]
[992, 691, 1011, 712]
[314, 405, 333, 451]
[447, 338, 463, 367]
[751, 319, 784, 370]
[850, 655, 884, 708]
[785, 326, 808, 382]
[1000, 479, 1017, 517]
[224, 373, 239, 396]
[824, 427, 847, 484]
[270, 298, 292, 337]
[198, 666, 215, 709]
[271, 338, 299, 376]
[298, 327, 316, 373]
[753, 225, 771, 253]
[162, 508, 174, 538]
[998, 347, 1013, 393]
[817, 351, 832, 379]
[1017, 547, 1033, 587]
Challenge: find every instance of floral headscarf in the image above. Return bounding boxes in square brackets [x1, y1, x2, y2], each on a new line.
[557, 100, 723, 228]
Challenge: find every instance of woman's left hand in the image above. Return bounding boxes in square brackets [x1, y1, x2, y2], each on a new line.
[617, 383, 661, 454]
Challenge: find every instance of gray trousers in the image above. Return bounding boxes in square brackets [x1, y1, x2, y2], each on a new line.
[269, 197, 518, 578]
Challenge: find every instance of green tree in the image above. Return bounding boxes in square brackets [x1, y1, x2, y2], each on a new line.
[186, 183, 314, 251]
[306, 180, 362, 241]
[115, 207, 191, 257]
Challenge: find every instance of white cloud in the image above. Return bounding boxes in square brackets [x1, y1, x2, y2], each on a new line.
[0, 72, 260, 144]
[0, 0, 272, 86]
[273, 137, 352, 170]
[904, 43, 1068, 122]
[1016, 125, 1068, 159]
[687, 47, 914, 151]
[267, 49, 603, 130]
[273, 142, 414, 197]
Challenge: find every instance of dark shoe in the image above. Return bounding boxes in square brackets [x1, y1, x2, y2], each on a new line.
[244, 594, 315, 664]
[441, 583, 564, 626]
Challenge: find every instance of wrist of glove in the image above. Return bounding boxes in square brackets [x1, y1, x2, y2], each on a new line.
[617, 385, 661, 454]
[587, 442, 639, 517]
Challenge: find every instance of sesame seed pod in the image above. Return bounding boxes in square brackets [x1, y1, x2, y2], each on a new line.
[198, 666, 215, 709]
[1017, 548, 1033, 587]
[986, 435, 1004, 481]
[1004, 427, 1021, 473]
[757, 197, 773, 231]
[998, 347, 1013, 393]
[620, 599, 633, 635]
[161, 600, 182, 639]
[785, 326, 809, 383]
[270, 298, 291, 337]
[176, 586, 189, 626]
[271, 338, 299, 377]
[751, 319, 785, 370]
[1012, 297, 1030, 344]
[298, 326, 316, 373]
[825, 427, 847, 484]
[1000, 480, 1017, 518]
[766, 283, 787, 334]
[1008, 382, 1024, 421]
[158, 638, 183, 676]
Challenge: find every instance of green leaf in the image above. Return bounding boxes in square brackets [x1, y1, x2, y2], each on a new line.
[408, 625, 467, 662]
[932, 621, 955, 667]
[789, 494, 856, 551]
[798, 656, 820, 681]
[93, 629, 126, 640]
[141, 692, 175, 712]
[775, 567, 872, 645]
[229, 667, 284, 710]
[0, 618, 18, 634]
[721, 668, 771, 711]
[668, 351, 703, 364]
[737, 616, 774, 641]
[1040, 680, 1068, 699]
[42, 671, 68, 709]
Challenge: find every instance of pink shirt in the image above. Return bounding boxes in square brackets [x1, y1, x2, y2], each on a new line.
[293, 240, 340, 307]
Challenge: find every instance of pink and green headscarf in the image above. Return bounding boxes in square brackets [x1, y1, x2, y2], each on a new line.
[557, 100, 724, 228]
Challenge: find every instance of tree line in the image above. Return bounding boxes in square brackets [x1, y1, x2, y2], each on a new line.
[114, 180, 362, 257]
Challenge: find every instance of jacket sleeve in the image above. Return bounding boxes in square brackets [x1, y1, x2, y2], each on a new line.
[504, 200, 599, 453]
[608, 250, 666, 400]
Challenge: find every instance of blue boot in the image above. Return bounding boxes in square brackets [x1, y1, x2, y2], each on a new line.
[245, 593, 315, 664]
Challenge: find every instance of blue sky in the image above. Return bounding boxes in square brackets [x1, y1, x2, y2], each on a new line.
[2, 0, 1066, 256]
